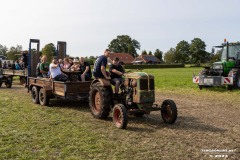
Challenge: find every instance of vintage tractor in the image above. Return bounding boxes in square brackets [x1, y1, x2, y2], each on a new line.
[193, 40, 240, 90]
[89, 72, 178, 129]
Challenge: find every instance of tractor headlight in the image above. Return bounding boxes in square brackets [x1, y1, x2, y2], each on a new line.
[213, 64, 223, 70]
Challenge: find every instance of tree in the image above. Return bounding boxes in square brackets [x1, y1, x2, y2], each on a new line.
[142, 50, 147, 55]
[42, 43, 56, 63]
[85, 56, 97, 65]
[175, 40, 190, 63]
[164, 48, 176, 63]
[189, 38, 206, 63]
[0, 44, 8, 56]
[148, 51, 152, 55]
[154, 49, 163, 62]
[6, 45, 22, 60]
[108, 35, 141, 58]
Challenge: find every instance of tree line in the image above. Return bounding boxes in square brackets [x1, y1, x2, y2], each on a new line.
[0, 35, 221, 65]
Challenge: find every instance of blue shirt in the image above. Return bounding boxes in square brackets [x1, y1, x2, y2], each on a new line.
[93, 55, 107, 78]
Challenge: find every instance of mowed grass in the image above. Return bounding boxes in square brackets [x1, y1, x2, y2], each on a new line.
[143, 67, 202, 90]
[0, 68, 239, 159]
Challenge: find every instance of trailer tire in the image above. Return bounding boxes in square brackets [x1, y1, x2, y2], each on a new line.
[20, 77, 26, 86]
[5, 77, 12, 88]
[39, 88, 49, 106]
[31, 86, 39, 104]
[0, 82, 2, 87]
[89, 82, 111, 119]
[161, 99, 178, 124]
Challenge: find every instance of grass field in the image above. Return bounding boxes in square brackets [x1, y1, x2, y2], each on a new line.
[0, 67, 239, 159]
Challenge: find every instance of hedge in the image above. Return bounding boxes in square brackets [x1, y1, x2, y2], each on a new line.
[123, 64, 184, 69]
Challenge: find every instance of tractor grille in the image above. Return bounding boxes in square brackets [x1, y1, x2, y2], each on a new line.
[139, 79, 154, 90]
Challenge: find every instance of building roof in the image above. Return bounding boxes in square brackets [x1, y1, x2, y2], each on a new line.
[133, 54, 161, 63]
[109, 53, 135, 64]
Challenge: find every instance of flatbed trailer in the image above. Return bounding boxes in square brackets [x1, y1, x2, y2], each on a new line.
[28, 77, 92, 106]
[3, 69, 27, 85]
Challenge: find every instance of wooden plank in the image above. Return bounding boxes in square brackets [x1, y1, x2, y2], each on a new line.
[53, 91, 65, 96]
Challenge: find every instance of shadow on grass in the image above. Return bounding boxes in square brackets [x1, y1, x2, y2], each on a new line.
[125, 114, 227, 133]
[49, 99, 90, 113]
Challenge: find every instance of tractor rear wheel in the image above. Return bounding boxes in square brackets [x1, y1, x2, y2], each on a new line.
[112, 104, 128, 129]
[39, 88, 49, 106]
[89, 82, 112, 119]
[5, 77, 12, 88]
[161, 99, 178, 124]
[31, 86, 39, 104]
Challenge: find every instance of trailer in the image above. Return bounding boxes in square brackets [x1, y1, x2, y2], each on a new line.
[2, 69, 27, 85]
[28, 77, 92, 106]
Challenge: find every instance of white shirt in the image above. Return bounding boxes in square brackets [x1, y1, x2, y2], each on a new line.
[49, 63, 62, 78]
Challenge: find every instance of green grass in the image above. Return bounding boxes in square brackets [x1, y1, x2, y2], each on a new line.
[143, 67, 202, 90]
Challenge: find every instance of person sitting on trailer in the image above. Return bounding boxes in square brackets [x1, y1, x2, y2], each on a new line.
[15, 59, 22, 70]
[69, 57, 74, 68]
[62, 58, 71, 70]
[109, 57, 125, 96]
[70, 58, 80, 71]
[49, 57, 68, 82]
[7, 61, 12, 69]
[39, 55, 49, 78]
[36, 56, 42, 77]
[79, 57, 92, 81]
[3, 61, 8, 69]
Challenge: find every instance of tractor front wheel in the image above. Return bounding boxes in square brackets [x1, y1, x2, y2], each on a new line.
[112, 104, 128, 129]
[161, 99, 178, 124]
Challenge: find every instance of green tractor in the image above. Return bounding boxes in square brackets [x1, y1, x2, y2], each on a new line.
[89, 72, 178, 129]
[193, 40, 240, 90]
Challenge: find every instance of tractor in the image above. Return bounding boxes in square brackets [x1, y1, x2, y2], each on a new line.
[193, 40, 240, 90]
[89, 72, 178, 129]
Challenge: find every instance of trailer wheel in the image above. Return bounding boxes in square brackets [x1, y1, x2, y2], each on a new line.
[112, 104, 128, 129]
[39, 88, 49, 106]
[89, 82, 111, 119]
[20, 77, 26, 86]
[31, 86, 39, 104]
[161, 99, 178, 124]
[0, 82, 2, 87]
[5, 77, 12, 88]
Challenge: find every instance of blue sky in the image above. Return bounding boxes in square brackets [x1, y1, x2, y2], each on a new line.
[0, 0, 239, 57]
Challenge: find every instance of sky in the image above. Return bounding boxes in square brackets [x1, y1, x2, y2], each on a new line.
[0, 0, 239, 57]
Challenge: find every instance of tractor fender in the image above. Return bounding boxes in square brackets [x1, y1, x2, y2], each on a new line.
[91, 78, 111, 87]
